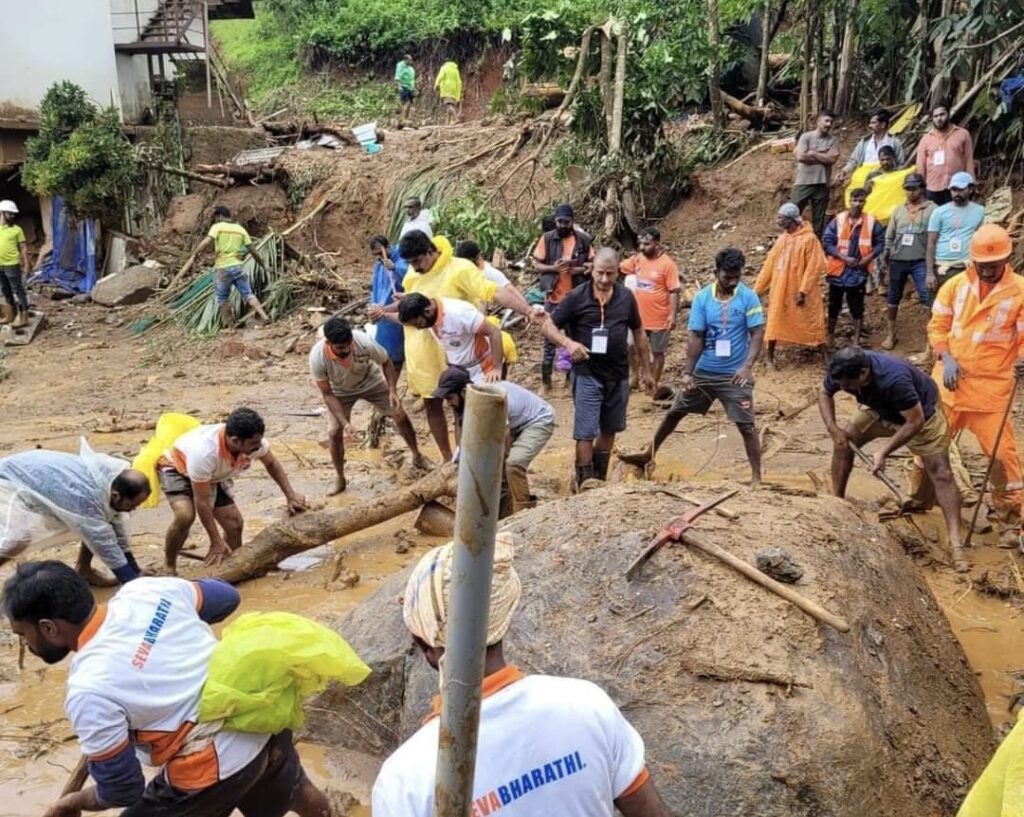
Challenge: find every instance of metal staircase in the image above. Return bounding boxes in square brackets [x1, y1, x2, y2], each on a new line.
[113, 0, 253, 55]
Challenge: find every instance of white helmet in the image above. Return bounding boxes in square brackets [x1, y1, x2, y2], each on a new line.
[0, 200, 18, 214]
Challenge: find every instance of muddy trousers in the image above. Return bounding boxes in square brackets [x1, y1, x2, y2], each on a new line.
[0, 266, 28, 311]
[541, 302, 557, 379]
[504, 421, 555, 514]
[914, 407, 1023, 529]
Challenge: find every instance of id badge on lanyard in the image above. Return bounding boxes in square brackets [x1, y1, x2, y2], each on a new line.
[714, 297, 732, 357]
[591, 295, 609, 354]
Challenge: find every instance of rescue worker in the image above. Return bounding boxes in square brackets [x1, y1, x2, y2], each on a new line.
[434, 365, 555, 515]
[0, 443, 151, 585]
[0, 199, 30, 328]
[754, 202, 828, 367]
[434, 60, 462, 124]
[5, 562, 334, 817]
[372, 535, 673, 817]
[926, 224, 1024, 547]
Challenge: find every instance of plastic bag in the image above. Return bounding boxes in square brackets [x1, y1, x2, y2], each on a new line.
[957, 712, 1024, 817]
[555, 346, 573, 373]
[198, 611, 371, 734]
[133, 413, 201, 509]
[844, 164, 919, 225]
[0, 482, 76, 558]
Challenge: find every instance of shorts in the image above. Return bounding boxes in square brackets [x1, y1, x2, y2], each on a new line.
[671, 372, 755, 425]
[441, 96, 458, 107]
[850, 406, 950, 458]
[399, 87, 414, 103]
[215, 266, 254, 306]
[571, 374, 630, 440]
[326, 382, 395, 432]
[121, 731, 305, 817]
[646, 329, 671, 355]
[827, 283, 866, 321]
[158, 468, 235, 507]
[888, 259, 929, 306]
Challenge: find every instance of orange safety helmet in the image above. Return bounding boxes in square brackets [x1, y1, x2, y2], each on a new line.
[970, 224, 1013, 263]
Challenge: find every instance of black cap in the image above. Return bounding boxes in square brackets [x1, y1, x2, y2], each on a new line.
[433, 365, 472, 399]
[554, 203, 574, 219]
[902, 172, 925, 189]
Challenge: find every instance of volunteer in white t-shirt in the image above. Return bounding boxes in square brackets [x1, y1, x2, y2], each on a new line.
[372, 535, 672, 817]
[398, 196, 434, 238]
[156, 407, 307, 573]
[396, 293, 504, 383]
[3, 561, 333, 817]
[433, 365, 555, 514]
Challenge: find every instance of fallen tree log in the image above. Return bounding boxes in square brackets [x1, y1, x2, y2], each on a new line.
[520, 83, 565, 107]
[155, 164, 231, 189]
[720, 90, 784, 128]
[195, 163, 276, 183]
[212, 464, 458, 584]
[260, 120, 361, 146]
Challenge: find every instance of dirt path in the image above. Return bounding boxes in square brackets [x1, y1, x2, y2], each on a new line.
[0, 289, 1021, 812]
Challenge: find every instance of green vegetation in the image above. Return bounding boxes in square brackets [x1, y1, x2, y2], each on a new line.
[22, 82, 141, 224]
[435, 191, 539, 259]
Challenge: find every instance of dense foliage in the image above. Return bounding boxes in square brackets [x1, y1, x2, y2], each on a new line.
[22, 82, 141, 224]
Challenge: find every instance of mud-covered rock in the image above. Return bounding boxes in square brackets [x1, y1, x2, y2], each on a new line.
[309, 482, 993, 817]
[756, 545, 805, 583]
[91, 264, 162, 306]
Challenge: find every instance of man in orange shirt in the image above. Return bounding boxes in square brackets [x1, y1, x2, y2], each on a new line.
[619, 227, 681, 390]
[916, 104, 975, 206]
[532, 204, 595, 388]
[927, 224, 1024, 547]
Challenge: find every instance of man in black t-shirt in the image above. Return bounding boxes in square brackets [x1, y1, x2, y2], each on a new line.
[818, 346, 966, 571]
[542, 248, 653, 489]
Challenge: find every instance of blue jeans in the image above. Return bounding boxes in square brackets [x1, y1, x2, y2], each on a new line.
[214, 266, 254, 305]
[887, 259, 929, 307]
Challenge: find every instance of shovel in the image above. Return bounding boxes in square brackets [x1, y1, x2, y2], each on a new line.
[849, 441, 914, 516]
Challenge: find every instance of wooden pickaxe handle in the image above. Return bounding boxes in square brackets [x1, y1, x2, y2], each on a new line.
[680, 531, 851, 633]
[61, 755, 90, 796]
[849, 441, 907, 504]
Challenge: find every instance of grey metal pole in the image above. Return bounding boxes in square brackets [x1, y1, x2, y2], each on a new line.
[432, 384, 507, 817]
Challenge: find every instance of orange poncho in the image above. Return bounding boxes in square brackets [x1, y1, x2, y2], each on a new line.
[754, 223, 827, 347]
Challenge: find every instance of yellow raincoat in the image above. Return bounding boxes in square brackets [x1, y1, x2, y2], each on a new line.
[434, 61, 463, 101]
[957, 713, 1024, 817]
[402, 235, 498, 397]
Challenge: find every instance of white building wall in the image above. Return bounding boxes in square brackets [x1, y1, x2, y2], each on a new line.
[1, 0, 122, 117]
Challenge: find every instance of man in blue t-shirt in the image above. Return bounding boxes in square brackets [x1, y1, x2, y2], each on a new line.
[620, 248, 766, 484]
[925, 171, 985, 296]
[818, 346, 967, 572]
[369, 234, 407, 371]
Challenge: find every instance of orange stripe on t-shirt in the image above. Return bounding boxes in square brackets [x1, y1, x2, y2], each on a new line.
[166, 743, 220, 792]
[88, 737, 130, 763]
[619, 768, 651, 799]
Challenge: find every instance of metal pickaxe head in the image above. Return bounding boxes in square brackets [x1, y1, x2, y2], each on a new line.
[626, 488, 740, 581]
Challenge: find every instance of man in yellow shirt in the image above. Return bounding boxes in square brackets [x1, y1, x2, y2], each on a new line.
[178, 206, 270, 330]
[434, 61, 462, 125]
[0, 200, 30, 328]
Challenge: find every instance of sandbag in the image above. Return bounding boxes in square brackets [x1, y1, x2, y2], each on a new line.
[199, 611, 371, 733]
[844, 163, 919, 225]
[133, 413, 200, 509]
[958, 713, 1024, 817]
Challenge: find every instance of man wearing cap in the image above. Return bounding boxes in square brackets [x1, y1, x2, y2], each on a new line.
[532, 204, 595, 388]
[792, 110, 840, 237]
[542, 248, 653, 489]
[881, 173, 935, 350]
[823, 187, 885, 347]
[926, 171, 985, 297]
[0, 199, 29, 328]
[926, 224, 1024, 548]
[434, 365, 555, 515]
[916, 104, 975, 205]
[372, 535, 673, 817]
[754, 203, 828, 367]
[835, 109, 906, 185]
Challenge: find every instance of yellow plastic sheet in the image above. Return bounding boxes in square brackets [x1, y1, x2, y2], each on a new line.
[890, 103, 921, 135]
[199, 611, 371, 734]
[132, 413, 200, 509]
[488, 316, 518, 364]
[844, 163, 918, 225]
[958, 713, 1024, 817]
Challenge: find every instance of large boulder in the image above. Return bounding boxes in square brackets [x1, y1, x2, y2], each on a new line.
[310, 482, 993, 817]
[91, 264, 163, 306]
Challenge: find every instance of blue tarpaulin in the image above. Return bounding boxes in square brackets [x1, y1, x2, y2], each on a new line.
[30, 196, 98, 294]
[1001, 75, 1024, 108]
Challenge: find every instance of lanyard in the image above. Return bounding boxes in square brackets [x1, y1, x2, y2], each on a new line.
[712, 282, 734, 328]
[596, 293, 608, 328]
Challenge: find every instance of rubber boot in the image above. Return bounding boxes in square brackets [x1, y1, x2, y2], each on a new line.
[0, 303, 11, 325]
[506, 465, 534, 513]
[593, 450, 612, 481]
[574, 463, 596, 493]
[11, 309, 27, 329]
[541, 364, 553, 390]
[880, 315, 897, 350]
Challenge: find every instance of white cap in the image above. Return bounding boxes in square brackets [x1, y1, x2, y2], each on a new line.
[0, 200, 18, 214]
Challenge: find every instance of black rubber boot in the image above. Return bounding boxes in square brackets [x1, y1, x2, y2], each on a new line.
[541, 364, 553, 388]
[593, 450, 611, 481]
[574, 463, 596, 493]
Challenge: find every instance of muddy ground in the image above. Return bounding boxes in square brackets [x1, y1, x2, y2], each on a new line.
[2, 131, 1023, 812]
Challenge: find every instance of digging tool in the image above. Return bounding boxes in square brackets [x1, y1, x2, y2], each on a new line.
[626, 489, 739, 581]
[965, 379, 1020, 549]
[849, 441, 913, 514]
[61, 755, 90, 797]
[678, 530, 851, 632]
